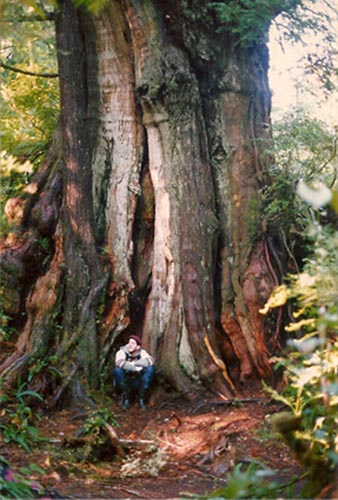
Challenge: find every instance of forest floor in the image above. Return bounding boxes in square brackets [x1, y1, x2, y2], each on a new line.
[1, 387, 306, 499]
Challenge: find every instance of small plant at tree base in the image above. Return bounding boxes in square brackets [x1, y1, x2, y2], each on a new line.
[64, 407, 121, 463]
[0, 310, 18, 342]
[0, 378, 46, 452]
[82, 407, 119, 437]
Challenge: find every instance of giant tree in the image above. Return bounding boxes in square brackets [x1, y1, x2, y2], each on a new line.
[0, 0, 307, 404]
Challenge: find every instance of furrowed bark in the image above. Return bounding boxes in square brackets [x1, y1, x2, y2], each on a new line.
[0, 0, 280, 402]
[204, 46, 275, 381]
[126, 0, 235, 396]
[54, 0, 106, 394]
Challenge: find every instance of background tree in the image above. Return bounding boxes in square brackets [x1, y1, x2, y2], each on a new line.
[0, 1, 58, 161]
[0, 0, 335, 405]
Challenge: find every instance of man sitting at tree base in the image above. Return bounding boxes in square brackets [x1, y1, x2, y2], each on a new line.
[113, 335, 155, 409]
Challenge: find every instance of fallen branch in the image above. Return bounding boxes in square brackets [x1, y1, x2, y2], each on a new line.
[170, 411, 182, 429]
[119, 438, 156, 448]
[156, 435, 183, 450]
[119, 487, 154, 498]
[103, 422, 125, 458]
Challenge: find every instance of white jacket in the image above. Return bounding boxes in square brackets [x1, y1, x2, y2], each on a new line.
[115, 344, 154, 372]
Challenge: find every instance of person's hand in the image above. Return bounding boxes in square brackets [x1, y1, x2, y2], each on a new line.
[135, 358, 149, 368]
[123, 361, 138, 371]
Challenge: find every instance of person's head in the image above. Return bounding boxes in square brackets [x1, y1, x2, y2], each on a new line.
[127, 335, 142, 353]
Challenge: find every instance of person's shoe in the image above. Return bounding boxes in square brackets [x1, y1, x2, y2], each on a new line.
[121, 395, 130, 410]
[139, 397, 146, 409]
[138, 388, 148, 409]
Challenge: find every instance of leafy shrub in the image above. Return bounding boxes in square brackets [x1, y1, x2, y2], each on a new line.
[82, 407, 119, 437]
[0, 310, 17, 342]
[262, 112, 337, 245]
[207, 461, 298, 499]
[0, 378, 46, 452]
[0, 456, 45, 499]
[261, 184, 338, 496]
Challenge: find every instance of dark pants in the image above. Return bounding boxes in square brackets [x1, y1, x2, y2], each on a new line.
[113, 366, 155, 397]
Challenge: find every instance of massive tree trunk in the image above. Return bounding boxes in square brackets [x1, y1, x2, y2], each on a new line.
[0, 0, 279, 404]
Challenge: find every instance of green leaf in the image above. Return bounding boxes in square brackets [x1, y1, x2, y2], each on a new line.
[17, 390, 43, 401]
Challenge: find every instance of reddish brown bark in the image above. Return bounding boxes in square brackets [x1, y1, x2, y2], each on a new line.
[0, 0, 280, 403]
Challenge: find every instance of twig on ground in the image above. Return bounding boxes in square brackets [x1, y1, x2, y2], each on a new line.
[118, 486, 154, 498]
[170, 411, 182, 429]
[156, 430, 183, 449]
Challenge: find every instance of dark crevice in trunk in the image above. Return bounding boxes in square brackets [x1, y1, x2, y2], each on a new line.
[129, 129, 154, 336]
[94, 138, 114, 246]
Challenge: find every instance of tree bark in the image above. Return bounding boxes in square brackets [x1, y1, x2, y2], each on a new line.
[0, 0, 279, 404]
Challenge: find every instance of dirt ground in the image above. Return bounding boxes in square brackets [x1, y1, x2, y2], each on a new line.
[1, 389, 304, 499]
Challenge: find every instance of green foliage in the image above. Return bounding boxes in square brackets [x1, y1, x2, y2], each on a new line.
[208, 0, 336, 48]
[0, 309, 17, 342]
[72, 0, 110, 15]
[0, 457, 45, 499]
[209, 0, 337, 101]
[0, 2, 59, 162]
[0, 378, 46, 452]
[207, 461, 299, 499]
[261, 111, 337, 256]
[0, 152, 34, 236]
[68, 407, 120, 463]
[209, 183, 338, 498]
[83, 407, 119, 437]
[0, 152, 34, 197]
[272, 113, 337, 183]
[209, 0, 299, 47]
[261, 186, 338, 495]
[0, 2, 59, 243]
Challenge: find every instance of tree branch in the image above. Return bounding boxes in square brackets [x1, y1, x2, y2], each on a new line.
[5, 13, 55, 23]
[0, 60, 58, 78]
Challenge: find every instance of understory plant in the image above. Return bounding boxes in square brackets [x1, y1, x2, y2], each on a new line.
[261, 111, 337, 266]
[0, 378, 45, 452]
[82, 407, 119, 437]
[0, 457, 45, 499]
[207, 461, 301, 499]
[260, 183, 338, 497]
